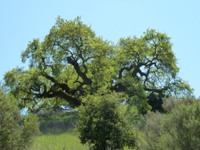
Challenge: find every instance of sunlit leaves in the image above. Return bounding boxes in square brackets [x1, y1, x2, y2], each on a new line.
[3, 17, 193, 112]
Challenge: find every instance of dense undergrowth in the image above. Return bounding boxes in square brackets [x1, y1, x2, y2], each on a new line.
[29, 97, 200, 150]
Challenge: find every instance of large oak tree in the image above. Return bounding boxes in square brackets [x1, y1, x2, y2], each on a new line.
[4, 17, 192, 112]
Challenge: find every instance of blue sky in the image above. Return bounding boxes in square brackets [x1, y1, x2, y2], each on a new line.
[0, 0, 199, 97]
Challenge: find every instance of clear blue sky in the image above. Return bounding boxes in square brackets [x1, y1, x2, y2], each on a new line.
[0, 0, 200, 97]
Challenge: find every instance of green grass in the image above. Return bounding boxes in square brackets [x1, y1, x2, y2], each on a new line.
[29, 131, 88, 150]
[29, 131, 132, 150]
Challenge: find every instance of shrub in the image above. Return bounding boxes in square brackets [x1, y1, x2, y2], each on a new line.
[0, 90, 39, 150]
[77, 92, 137, 150]
[162, 97, 194, 112]
[167, 100, 200, 150]
[138, 98, 200, 150]
[19, 114, 39, 148]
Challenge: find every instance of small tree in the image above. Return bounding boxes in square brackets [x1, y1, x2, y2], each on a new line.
[77, 91, 136, 150]
[0, 89, 39, 150]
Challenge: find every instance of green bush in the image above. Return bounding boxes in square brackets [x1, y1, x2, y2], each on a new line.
[19, 114, 39, 148]
[167, 100, 200, 150]
[77, 92, 137, 150]
[0, 90, 39, 150]
[138, 98, 200, 150]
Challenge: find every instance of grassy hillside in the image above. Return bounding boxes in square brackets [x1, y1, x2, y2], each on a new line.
[30, 131, 88, 150]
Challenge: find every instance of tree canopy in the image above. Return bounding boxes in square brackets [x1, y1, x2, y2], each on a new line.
[4, 17, 192, 113]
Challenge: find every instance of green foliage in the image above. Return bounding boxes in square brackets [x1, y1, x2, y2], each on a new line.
[166, 100, 200, 150]
[162, 96, 194, 112]
[117, 77, 151, 113]
[20, 114, 40, 147]
[0, 90, 20, 149]
[116, 29, 192, 111]
[138, 98, 200, 150]
[0, 90, 39, 150]
[4, 17, 117, 112]
[77, 92, 136, 150]
[1, 16, 197, 150]
[3, 17, 192, 113]
[2, 16, 195, 149]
